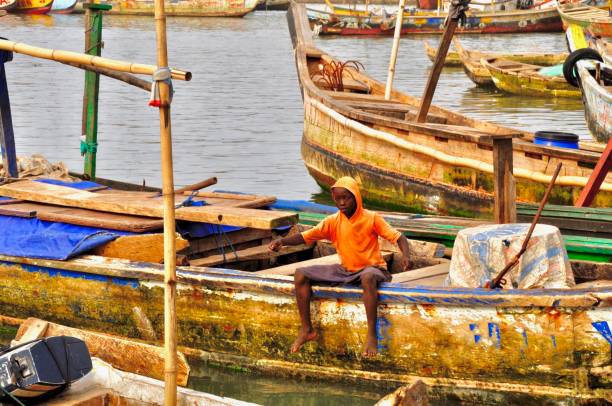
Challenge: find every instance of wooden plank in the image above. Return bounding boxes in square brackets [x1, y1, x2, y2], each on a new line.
[0, 198, 21, 205]
[189, 243, 313, 267]
[575, 138, 612, 207]
[0, 180, 297, 229]
[0, 50, 17, 178]
[11, 319, 48, 346]
[93, 233, 190, 263]
[0, 202, 164, 232]
[391, 262, 450, 283]
[493, 138, 516, 223]
[14, 318, 190, 386]
[187, 228, 272, 256]
[0, 207, 35, 218]
[256, 251, 394, 276]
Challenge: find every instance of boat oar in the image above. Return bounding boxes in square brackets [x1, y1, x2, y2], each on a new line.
[148, 176, 217, 198]
[487, 162, 563, 289]
[415, 0, 470, 123]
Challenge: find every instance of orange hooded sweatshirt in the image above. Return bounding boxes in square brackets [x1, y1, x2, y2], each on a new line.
[301, 177, 401, 272]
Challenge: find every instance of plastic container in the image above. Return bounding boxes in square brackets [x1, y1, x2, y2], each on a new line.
[533, 131, 579, 149]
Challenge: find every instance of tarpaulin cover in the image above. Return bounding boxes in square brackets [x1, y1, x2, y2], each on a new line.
[538, 64, 564, 77]
[0, 216, 128, 260]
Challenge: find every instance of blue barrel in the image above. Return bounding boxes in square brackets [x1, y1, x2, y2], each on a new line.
[533, 131, 579, 149]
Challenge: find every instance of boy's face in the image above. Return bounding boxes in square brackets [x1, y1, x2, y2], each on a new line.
[331, 187, 357, 217]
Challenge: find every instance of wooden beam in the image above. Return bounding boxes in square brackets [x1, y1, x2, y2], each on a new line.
[0, 48, 17, 178]
[14, 318, 190, 386]
[93, 233, 189, 263]
[492, 138, 516, 223]
[575, 138, 612, 207]
[189, 243, 313, 267]
[0, 180, 297, 229]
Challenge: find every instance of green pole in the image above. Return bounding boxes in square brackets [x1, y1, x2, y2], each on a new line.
[82, 2, 111, 180]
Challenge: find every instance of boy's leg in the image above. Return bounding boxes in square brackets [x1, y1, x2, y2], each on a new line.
[359, 267, 391, 357]
[292, 269, 317, 353]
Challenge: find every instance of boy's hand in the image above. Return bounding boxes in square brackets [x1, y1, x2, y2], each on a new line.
[400, 256, 411, 272]
[268, 239, 283, 252]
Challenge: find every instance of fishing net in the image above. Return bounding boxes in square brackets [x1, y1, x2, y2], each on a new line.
[0, 154, 73, 180]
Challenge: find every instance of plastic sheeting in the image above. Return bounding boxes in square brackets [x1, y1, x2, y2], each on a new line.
[446, 223, 575, 289]
[0, 216, 127, 260]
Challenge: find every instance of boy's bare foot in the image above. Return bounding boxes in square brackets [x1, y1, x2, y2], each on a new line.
[362, 335, 378, 357]
[290, 329, 318, 353]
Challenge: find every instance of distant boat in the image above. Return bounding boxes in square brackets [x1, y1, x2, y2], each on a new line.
[483, 57, 582, 98]
[0, 0, 17, 12]
[424, 41, 462, 67]
[97, 0, 259, 17]
[254, 0, 288, 11]
[49, 0, 75, 13]
[558, 3, 612, 38]
[307, 6, 563, 35]
[10, 0, 53, 13]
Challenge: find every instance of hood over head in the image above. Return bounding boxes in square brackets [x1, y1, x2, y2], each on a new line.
[331, 176, 363, 217]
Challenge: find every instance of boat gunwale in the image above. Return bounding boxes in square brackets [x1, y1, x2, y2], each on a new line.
[1, 253, 609, 308]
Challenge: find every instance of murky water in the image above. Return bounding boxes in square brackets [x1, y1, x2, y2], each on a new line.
[0, 12, 589, 404]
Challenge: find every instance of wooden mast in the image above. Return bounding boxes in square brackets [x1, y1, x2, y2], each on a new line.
[152, 0, 178, 403]
[384, 0, 407, 100]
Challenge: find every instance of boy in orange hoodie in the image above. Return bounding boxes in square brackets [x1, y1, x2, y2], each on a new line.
[269, 177, 410, 357]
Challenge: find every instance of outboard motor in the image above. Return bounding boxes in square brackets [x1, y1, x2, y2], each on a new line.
[0, 336, 92, 403]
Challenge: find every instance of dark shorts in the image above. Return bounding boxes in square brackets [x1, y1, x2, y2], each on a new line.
[296, 264, 391, 286]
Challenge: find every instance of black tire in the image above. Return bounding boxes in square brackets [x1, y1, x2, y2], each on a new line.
[563, 48, 603, 88]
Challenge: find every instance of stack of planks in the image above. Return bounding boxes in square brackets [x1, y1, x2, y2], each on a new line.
[0, 180, 296, 264]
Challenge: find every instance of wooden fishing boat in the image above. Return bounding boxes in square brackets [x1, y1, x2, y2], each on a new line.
[290, 3, 612, 216]
[424, 41, 462, 67]
[483, 57, 582, 98]
[565, 23, 612, 143]
[0, 0, 17, 12]
[95, 0, 258, 17]
[10, 0, 52, 14]
[254, 0, 288, 11]
[558, 3, 612, 38]
[455, 38, 568, 86]
[0, 180, 610, 403]
[307, 6, 562, 35]
[49, 0, 75, 13]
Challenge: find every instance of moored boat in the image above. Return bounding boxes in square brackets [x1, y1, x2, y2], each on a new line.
[455, 38, 569, 86]
[10, 0, 53, 14]
[96, 0, 258, 17]
[483, 57, 583, 98]
[49, 0, 75, 13]
[424, 41, 462, 67]
[290, 3, 612, 216]
[307, 5, 562, 35]
[558, 3, 612, 37]
[0, 0, 17, 12]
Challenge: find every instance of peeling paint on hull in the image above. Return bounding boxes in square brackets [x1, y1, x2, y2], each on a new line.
[0, 256, 609, 403]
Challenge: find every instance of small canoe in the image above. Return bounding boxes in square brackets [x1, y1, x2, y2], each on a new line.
[482, 58, 582, 98]
[49, 0, 75, 13]
[0, 0, 17, 11]
[424, 41, 462, 67]
[455, 38, 569, 86]
[558, 3, 612, 38]
[10, 0, 53, 14]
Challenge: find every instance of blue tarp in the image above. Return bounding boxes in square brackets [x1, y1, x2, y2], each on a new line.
[270, 199, 338, 215]
[0, 216, 128, 260]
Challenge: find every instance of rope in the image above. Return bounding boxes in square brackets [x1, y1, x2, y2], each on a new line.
[149, 67, 173, 107]
[80, 136, 98, 156]
[212, 224, 238, 265]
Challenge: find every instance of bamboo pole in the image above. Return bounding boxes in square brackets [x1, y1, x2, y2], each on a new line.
[384, 0, 407, 100]
[0, 39, 191, 81]
[151, 0, 178, 403]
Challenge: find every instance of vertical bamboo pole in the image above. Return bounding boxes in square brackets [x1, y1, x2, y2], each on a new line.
[82, 3, 111, 180]
[152, 0, 178, 403]
[384, 0, 406, 100]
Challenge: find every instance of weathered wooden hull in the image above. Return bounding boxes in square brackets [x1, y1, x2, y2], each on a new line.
[577, 63, 612, 143]
[95, 0, 258, 17]
[558, 3, 612, 38]
[308, 7, 562, 35]
[485, 59, 583, 99]
[0, 254, 609, 403]
[10, 0, 52, 14]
